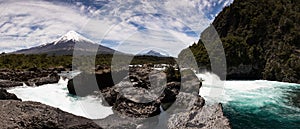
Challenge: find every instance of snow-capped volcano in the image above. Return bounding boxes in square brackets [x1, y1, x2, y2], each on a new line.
[138, 50, 170, 57]
[13, 31, 119, 55]
[54, 31, 94, 45]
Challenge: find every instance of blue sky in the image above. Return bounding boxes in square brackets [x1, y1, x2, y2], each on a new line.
[0, 0, 233, 56]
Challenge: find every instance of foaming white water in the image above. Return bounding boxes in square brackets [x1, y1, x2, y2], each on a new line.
[196, 72, 300, 128]
[196, 72, 300, 104]
[8, 77, 113, 119]
[196, 72, 227, 103]
[197, 72, 222, 86]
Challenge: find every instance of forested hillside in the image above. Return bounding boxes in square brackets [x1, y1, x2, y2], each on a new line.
[179, 0, 300, 83]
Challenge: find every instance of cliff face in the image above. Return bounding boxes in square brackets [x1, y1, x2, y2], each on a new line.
[179, 0, 300, 83]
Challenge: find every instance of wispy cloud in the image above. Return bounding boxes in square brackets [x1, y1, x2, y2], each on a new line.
[0, 0, 233, 56]
[0, 0, 90, 51]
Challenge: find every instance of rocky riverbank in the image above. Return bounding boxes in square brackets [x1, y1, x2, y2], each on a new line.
[0, 88, 101, 129]
[0, 67, 66, 88]
[0, 66, 231, 128]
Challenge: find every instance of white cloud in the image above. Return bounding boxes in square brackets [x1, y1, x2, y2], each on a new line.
[114, 30, 189, 56]
[0, 0, 91, 51]
[0, 0, 233, 56]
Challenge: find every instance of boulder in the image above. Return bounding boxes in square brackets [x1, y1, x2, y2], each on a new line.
[26, 73, 60, 86]
[95, 88, 118, 106]
[67, 70, 127, 96]
[104, 69, 167, 118]
[94, 114, 138, 129]
[73, 67, 230, 129]
[0, 68, 64, 88]
[113, 94, 161, 118]
[95, 114, 158, 129]
[164, 92, 205, 114]
[180, 69, 202, 94]
[97, 68, 203, 119]
[0, 80, 23, 88]
[159, 82, 180, 110]
[0, 100, 101, 129]
[160, 69, 201, 110]
[167, 103, 231, 129]
[67, 72, 100, 96]
[0, 89, 21, 101]
[66, 67, 231, 129]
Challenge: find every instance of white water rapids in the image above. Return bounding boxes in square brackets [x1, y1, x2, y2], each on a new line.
[7, 72, 300, 128]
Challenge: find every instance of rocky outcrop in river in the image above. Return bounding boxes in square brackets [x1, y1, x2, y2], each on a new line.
[68, 67, 231, 128]
[0, 67, 64, 87]
[0, 88, 21, 100]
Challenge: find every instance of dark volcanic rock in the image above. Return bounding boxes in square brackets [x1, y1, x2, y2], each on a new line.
[95, 114, 159, 129]
[26, 73, 60, 86]
[163, 69, 229, 129]
[67, 72, 98, 96]
[160, 69, 201, 110]
[68, 67, 230, 129]
[107, 68, 166, 118]
[0, 89, 21, 100]
[165, 92, 205, 114]
[0, 100, 101, 129]
[0, 80, 23, 88]
[160, 82, 181, 109]
[96, 68, 204, 119]
[0, 68, 63, 87]
[180, 69, 202, 94]
[95, 114, 138, 129]
[167, 103, 231, 129]
[113, 94, 161, 118]
[96, 88, 119, 106]
[67, 70, 127, 96]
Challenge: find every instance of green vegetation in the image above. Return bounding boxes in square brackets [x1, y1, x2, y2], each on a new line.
[0, 54, 177, 70]
[0, 54, 72, 69]
[179, 0, 300, 83]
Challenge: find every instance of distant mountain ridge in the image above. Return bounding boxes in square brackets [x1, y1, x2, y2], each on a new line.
[13, 31, 119, 55]
[138, 50, 170, 57]
[179, 0, 300, 83]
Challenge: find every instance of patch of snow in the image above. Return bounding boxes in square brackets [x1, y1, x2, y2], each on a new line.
[137, 49, 171, 57]
[54, 31, 94, 45]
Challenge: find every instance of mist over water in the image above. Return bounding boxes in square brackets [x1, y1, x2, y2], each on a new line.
[197, 72, 300, 129]
[8, 77, 113, 119]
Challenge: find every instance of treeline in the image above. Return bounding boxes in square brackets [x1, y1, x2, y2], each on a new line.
[0, 54, 176, 70]
[0, 54, 72, 69]
[179, 0, 300, 83]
